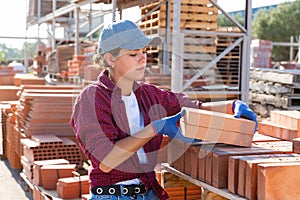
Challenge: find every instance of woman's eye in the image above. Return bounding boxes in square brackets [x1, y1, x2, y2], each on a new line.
[129, 53, 137, 57]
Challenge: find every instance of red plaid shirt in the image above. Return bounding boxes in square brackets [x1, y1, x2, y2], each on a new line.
[70, 70, 201, 199]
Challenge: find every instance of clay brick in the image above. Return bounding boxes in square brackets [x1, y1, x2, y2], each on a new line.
[245, 154, 300, 200]
[293, 138, 300, 153]
[168, 139, 188, 172]
[206, 144, 282, 189]
[270, 110, 300, 131]
[0, 86, 19, 101]
[56, 175, 89, 199]
[257, 162, 300, 200]
[252, 140, 293, 153]
[33, 159, 69, 186]
[181, 107, 256, 147]
[258, 120, 298, 140]
[40, 164, 76, 190]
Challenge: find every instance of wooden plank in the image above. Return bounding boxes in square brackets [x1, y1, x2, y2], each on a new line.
[257, 162, 300, 200]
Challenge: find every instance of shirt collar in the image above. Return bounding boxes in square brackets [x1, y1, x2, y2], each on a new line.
[98, 69, 142, 94]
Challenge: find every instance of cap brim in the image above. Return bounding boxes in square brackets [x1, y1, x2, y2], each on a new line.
[121, 35, 162, 50]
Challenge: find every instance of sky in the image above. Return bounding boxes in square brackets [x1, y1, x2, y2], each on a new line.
[0, 0, 293, 49]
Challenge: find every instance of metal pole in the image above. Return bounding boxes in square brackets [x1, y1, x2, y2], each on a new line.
[162, 0, 171, 74]
[52, 0, 56, 50]
[298, 35, 300, 63]
[38, 0, 41, 40]
[112, 0, 117, 21]
[74, 6, 80, 55]
[171, 0, 183, 92]
[89, 2, 92, 40]
[240, 0, 252, 102]
[290, 36, 294, 61]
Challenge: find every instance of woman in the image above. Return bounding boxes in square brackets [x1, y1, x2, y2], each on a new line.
[70, 19, 257, 200]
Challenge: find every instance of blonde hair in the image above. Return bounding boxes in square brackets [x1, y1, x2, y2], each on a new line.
[93, 48, 121, 70]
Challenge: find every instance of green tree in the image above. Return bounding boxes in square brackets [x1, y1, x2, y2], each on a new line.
[0, 43, 22, 64]
[218, 12, 244, 27]
[22, 42, 37, 59]
[252, 0, 300, 61]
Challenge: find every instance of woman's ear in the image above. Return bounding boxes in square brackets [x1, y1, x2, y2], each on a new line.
[103, 53, 115, 67]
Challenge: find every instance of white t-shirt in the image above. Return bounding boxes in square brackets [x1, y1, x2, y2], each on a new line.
[117, 92, 147, 185]
[122, 92, 148, 164]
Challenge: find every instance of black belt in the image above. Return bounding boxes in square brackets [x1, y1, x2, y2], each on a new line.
[91, 184, 147, 196]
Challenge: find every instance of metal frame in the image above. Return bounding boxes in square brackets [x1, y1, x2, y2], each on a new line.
[171, 0, 253, 102]
[26, 0, 253, 101]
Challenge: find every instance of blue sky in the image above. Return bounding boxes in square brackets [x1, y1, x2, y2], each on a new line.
[0, 0, 292, 49]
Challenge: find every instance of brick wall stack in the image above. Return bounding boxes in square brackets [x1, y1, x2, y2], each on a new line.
[250, 39, 273, 68]
[17, 89, 79, 137]
[20, 135, 83, 182]
[67, 55, 87, 77]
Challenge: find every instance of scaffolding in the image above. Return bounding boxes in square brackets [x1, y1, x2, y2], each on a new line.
[26, 0, 253, 102]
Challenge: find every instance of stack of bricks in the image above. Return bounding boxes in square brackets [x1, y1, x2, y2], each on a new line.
[258, 110, 300, 140]
[1, 103, 13, 156]
[14, 74, 46, 86]
[56, 175, 90, 199]
[4, 102, 24, 169]
[16, 88, 79, 137]
[82, 44, 103, 84]
[20, 134, 83, 183]
[0, 66, 15, 85]
[250, 39, 273, 68]
[167, 107, 300, 199]
[180, 107, 256, 147]
[139, 0, 218, 89]
[67, 54, 87, 77]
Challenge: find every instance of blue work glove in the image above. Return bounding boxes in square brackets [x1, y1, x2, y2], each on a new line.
[232, 100, 258, 133]
[152, 109, 199, 144]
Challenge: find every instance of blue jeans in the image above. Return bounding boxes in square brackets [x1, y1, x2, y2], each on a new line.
[89, 188, 159, 200]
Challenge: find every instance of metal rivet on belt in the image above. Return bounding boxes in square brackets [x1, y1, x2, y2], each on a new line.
[135, 187, 140, 194]
[109, 188, 116, 194]
[123, 187, 128, 194]
[96, 188, 103, 194]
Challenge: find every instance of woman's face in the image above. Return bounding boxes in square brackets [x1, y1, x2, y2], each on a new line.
[112, 48, 147, 83]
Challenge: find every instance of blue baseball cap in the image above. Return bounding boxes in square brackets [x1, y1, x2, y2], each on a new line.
[97, 20, 162, 54]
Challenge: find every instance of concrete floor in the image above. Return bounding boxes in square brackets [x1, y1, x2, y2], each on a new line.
[0, 158, 32, 200]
